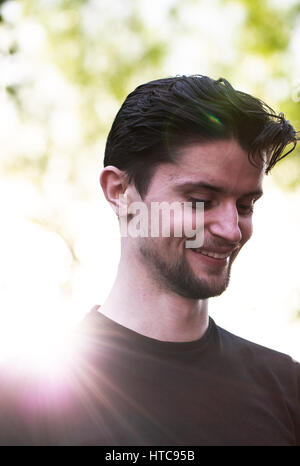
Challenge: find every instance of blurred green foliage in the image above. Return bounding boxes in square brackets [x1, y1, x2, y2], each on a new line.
[0, 0, 299, 191]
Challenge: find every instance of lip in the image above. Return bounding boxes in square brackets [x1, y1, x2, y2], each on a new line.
[189, 248, 230, 267]
[197, 248, 234, 256]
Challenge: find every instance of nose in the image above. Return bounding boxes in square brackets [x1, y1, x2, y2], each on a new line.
[208, 202, 242, 244]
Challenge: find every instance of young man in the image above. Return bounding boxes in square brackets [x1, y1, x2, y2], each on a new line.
[1, 75, 299, 445]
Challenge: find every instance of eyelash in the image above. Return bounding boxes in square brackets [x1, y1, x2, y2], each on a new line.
[187, 197, 254, 215]
[188, 197, 211, 208]
[238, 205, 254, 215]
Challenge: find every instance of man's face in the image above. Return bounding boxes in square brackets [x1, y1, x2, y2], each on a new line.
[127, 139, 264, 299]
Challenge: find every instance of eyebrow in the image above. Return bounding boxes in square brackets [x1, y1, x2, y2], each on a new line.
[174, 181, 264, 199]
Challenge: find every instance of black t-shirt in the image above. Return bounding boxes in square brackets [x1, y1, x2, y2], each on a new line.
[0, 307, 299, 445]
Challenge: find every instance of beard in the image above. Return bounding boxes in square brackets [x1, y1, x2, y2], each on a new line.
[139, 239, 235, 300]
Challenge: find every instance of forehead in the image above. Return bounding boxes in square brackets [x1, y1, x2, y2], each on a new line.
[148, 139, 264, 198]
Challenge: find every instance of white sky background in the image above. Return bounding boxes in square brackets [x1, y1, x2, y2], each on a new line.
[0, 0, 299, 371]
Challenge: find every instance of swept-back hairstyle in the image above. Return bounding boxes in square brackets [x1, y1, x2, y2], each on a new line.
[104, 75, 298, 198]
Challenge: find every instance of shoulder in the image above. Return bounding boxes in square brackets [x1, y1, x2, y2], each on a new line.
[215, 322, 300, 379]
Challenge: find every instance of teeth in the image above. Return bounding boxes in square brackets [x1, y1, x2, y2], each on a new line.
[193, 249, 230, 259]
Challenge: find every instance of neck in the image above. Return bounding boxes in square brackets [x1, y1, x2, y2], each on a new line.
[99, 250, 209, 342]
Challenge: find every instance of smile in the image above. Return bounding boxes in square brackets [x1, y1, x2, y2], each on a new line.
[191, 248, 232, 260]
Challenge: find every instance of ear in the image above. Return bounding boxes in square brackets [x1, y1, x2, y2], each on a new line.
[99, 166, 130, 216]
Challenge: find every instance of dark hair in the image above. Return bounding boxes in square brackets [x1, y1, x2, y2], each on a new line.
[104, 75, 298, 198]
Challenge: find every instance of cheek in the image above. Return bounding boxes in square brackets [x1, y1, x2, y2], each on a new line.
[172, 206, 203, 239]
[147, 203, 202, 241]
[158, 205, 187, 238]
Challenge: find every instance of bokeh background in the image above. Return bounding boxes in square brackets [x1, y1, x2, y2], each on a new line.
[0, 0, 300, 373]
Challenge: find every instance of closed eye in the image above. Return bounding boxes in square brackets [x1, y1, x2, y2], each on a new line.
[188, 197, 260, 214]
[237, 204, 254, 216]
[188, 197, 211, 209]
[238, 196, 262, 216]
